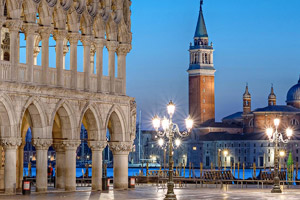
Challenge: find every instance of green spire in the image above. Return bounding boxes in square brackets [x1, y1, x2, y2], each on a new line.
[194, 0, 208, 38]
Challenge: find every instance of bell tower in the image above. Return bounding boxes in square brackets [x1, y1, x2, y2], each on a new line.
[188, 0, 215, 126]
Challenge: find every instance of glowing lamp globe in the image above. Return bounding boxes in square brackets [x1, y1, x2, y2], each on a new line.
[175, 138, 181, 147]
[286, 128, 293, 138]
[162, 117, 169, 131]
[223, 150, 228, 156]
[274, 118, 280, 127]
[185, 116, 193, 131]
[266, 128, 273, 138]
[167, 100, 175, 116]
[158, 138, 164, 147]
[152, 115, 160, 130]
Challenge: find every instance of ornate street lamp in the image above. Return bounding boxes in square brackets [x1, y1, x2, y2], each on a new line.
[266, 118, 293, 193]
[152, 100, 193, 200]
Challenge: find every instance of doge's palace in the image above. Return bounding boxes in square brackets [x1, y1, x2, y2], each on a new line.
[0, 0, 135, 194]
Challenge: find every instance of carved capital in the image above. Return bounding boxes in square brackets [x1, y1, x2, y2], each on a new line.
[6, 19, 23, 32]
[109, 141, 133, 154]
[94, 38, 106, 48]
[81, 35, 93, 46]
[62, 140, 81, 150]
[53, 29, 68, 41]
[88, 141, 107, 151]
[117, 43, 131, 56]
[39, 26, 53, 39]
[106, 41, 119, 52]
[22, 23, 38, 36]
[52, 142, 64, 152]
[32, 138, 53, 150]
[0, 138, 22, 150]
[68, 32, 81, 45]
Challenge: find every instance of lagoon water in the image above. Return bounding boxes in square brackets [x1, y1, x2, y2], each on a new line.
[23, 168, 296, 179]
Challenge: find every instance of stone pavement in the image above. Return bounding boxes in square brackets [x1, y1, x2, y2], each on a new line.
[1, 185, 300, 200]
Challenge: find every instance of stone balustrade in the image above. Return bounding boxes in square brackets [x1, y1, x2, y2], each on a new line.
[0, 61, 124, 94]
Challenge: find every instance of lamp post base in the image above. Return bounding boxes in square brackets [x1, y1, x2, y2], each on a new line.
[164, 182, 176, 200]
[271, 185, 282, 193]
[164, 194, 177, 200]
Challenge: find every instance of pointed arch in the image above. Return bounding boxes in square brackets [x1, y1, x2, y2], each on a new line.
[106, 15, 118, 41]
[37, 0, 53, 26]
[6, 0, 22, 19]
[20, 96, 48, 139]
[67, 6, 80, 32]
[80, 11, 93, 35]
[53, 4, 67, 29]
[0, 93, 17, 137]
[79, 102, 103, 141]
[93, 14, 106, 38]
[105, 104, 127, 142]
[50, 99, 76, 140]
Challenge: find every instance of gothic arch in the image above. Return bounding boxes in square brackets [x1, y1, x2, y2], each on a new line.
[106, 16, 118, 41]
[5, 0, 22, 19]
[50, 99, 76, 140]
[105, 104, 127, 142]
[0, 93, 17, 137]
[37, 0, 53, 26]
[93, 14, 106, 38]
[79, 103, 102, 141]
[80, 11, 93, 35]
[20, 96, 48, 139]
[53, 4, 67, 30]
[67, 6, 80, 32]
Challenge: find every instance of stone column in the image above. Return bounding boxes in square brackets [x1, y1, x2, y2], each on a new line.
[32, 138, 52, 192]
[6, 19, 22, 82]
[39, 26, 52, 85]
[106, 41, 119, 94]
[33, 46, 40, 66]
[109, 141, 132, 189]
[88, 141, 107, 190]
[117, 44, 131, 95]
[94, 39, 105, 92]
[63, 42, 69, 70]
[81, 36, 92, 91]
[90, 44, 96, 74]
[68, 33, 80, 90]
[52, 143, 65, 189]
[54, 30, 67, 87]
[62, 140, 80, 191]
[0, 138, 22, 194]
[23, 23, 38, 83]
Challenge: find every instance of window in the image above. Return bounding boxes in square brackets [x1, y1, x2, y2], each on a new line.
[268, 149, 270, 154]
[291, 119, 299, 126]
[297, 149, 299, 154]
[238, 157, 240, 162]
[253, 149, 256, 153]
[193, 147, 197, 151]
[244, 157, 246, 162]
[239, 149, 241, 154]
[249, 119, 254, 127]
[203, 109, 206, 113]
[239, 144, 241, 147]
[203, 89, 206, 93]
[244, 149, 247, 154]
[297, 157, 299, 162]
[254, 144, 256, 147]
[231, 144, 233, 147]
[207, 144, 209, 147]
[225, 144, 227, 147]
[203, 99, 206, 103]
[253, 157, 256, 162]
[261, 143, 263, 147]
[203, 77, 206, 82]
[268, 156, 270, 162]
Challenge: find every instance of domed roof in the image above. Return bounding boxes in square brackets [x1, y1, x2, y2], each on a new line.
[286, 77, 300, 103]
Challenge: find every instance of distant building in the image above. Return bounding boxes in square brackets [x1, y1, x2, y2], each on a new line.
[131, 1, 300, 169]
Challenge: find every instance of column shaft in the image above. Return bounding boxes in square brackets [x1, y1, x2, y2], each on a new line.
[107, 41, 118, 94]
[54, 30, 67, 87]
[35, 148, 48, 192]
[95, 39, 105, 93]
[68, 33, 80, 90]
[55, 151, 65, 189]
[64, 148, 77, 191]
[39, 27, 51, 85]
[81, 36, 92, 91]
[4, 147, 17, 194]
[92, 150, 102, 190]
[113, 153, 129, 189]
[23, 24, 37, 83]
[116, 44, 131, 95]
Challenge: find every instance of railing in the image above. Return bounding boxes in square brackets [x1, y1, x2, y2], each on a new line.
[0, 61, 124, 95]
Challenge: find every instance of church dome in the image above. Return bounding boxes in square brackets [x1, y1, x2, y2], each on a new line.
[286, 77, 300, 103]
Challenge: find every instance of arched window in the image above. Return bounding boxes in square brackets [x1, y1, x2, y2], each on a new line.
[291, 119, 299, 126]
[249, 119, 254, 127]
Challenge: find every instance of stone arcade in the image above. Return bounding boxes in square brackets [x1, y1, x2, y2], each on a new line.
[0, 0, 136, 194]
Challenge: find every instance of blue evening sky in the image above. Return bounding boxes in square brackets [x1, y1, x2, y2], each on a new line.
[18, 0, 300, 130]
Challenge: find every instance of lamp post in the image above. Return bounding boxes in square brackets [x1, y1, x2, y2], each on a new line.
[152, 100, 193, 200]
[266, 118, 293, 193]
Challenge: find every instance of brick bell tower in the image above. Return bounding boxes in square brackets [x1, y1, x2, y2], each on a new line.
[188, 0, 215, 126]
